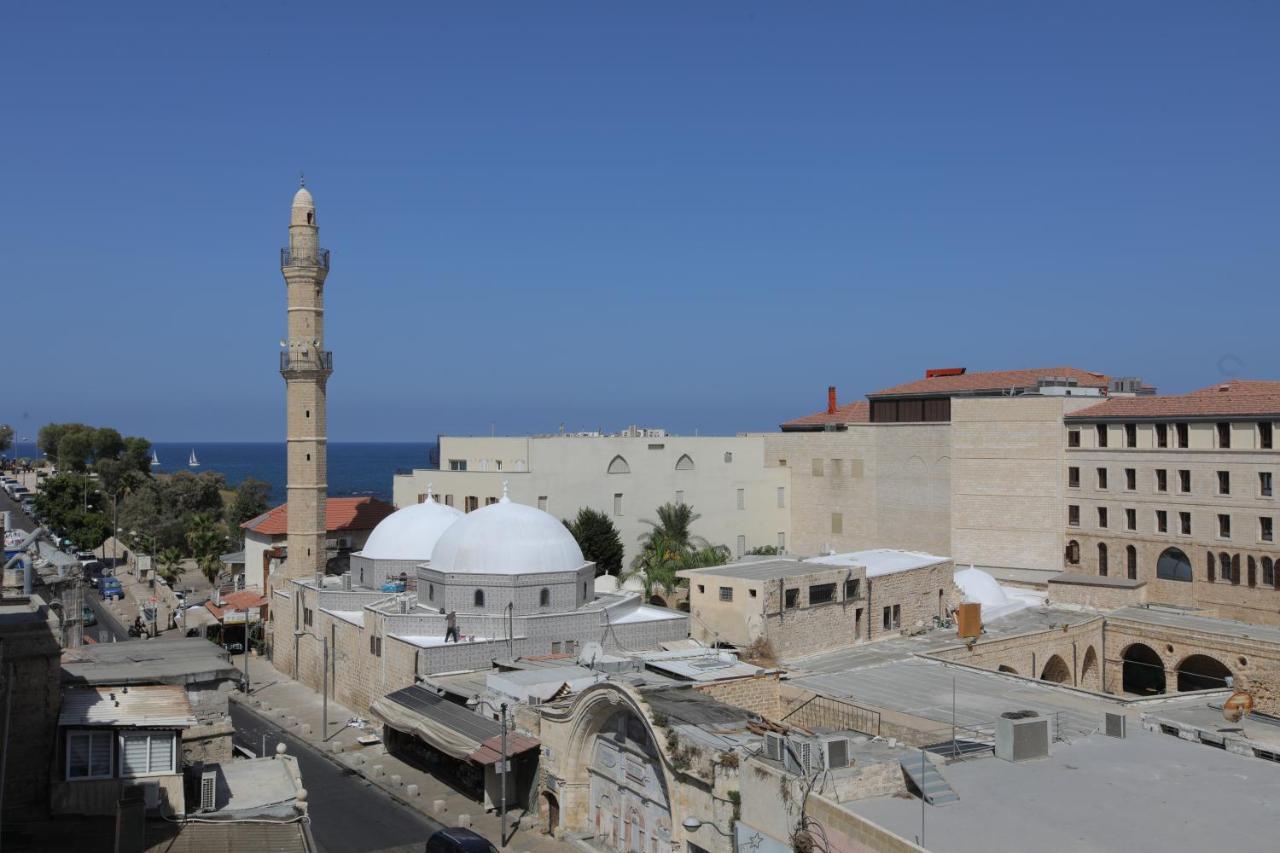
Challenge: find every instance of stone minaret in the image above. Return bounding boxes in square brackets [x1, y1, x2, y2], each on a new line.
[280, 180, 331, 581]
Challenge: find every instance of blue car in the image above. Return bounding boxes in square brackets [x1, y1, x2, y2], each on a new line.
[100, 578, 125, 600]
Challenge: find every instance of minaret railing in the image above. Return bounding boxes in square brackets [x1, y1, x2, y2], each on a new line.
[280, 247, 331, 269]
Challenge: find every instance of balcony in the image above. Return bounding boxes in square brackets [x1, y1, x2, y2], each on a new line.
[280, 350, 333, 373]
[280, 247, 330, 270]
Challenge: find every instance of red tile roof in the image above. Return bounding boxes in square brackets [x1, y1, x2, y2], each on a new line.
[206, 590, 269, 620]
[1068, 380, 1280, 420]
[780, 401, 871, 431]
[241, 497, 395, 536]
[869, 366, 1109, 398]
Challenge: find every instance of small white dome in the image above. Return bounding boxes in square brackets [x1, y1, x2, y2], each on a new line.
[292, 186, 314, 208]
[430, 498, 585, 576]
[359, 500, 462, 561]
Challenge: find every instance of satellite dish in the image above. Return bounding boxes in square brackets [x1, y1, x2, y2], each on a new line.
[578, 641, 604, 667]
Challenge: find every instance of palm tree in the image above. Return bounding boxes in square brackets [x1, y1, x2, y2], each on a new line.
[197, 552, 223, 587]
[637, 503, 708, 555]
[157, 547, 184, 585]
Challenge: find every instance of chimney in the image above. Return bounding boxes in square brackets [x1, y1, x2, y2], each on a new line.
[341, 572, 351, 591]
[827, 386, 838, 415]
[313, 570, 324, 589]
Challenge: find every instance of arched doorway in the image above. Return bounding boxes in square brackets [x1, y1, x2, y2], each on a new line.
[540, 791, 560, 835]
[1080, 646, 1099, 690]
[1040, 654, 1071, 684]
[1122, 643, 1165, 695]
[997, 664, 1019, 675]
[1176, 654, 1233, 692]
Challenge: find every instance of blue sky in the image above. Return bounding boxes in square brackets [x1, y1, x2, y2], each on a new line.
[2, 2, 1276, 441]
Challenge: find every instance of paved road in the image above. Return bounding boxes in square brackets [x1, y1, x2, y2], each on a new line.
[231, 703, 443, 853]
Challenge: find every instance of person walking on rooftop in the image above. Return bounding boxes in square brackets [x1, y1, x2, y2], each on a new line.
[445, 610, 458, 643]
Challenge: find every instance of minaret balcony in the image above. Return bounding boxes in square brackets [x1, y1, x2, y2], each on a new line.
[280, 350, 334, 375]
[280, 247, 331, 270]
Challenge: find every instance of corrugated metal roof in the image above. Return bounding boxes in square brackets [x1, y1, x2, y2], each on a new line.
[384, 685, 499, 742]
[60, 685, 195, 728]
[145, 821, 311, 853]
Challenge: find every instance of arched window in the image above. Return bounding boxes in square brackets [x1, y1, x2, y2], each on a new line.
[1231, 554, 1241, 585]
[1065, 540, 1080, 565]
[607, 455, 630, 475]
[675, 454, 695, 471]
[1219, 552, 1232, 583]
[1126, 545, 1137, 580]
[1263, 557, 1275, 588]
[474, 589, 485, 608]
[539, 588, 550, 607]
[1207, 551, 1216, 582]
[1248, 556, 1257, 587]
[1157, 547, 1193, 582]
[1097, 543, 1108, 576]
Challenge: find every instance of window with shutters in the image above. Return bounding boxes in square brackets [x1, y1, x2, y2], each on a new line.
[119, 731, 176, 777]
[831, 513, 843, 534]
[1068, 505, 1080, 527]
[66, 730, 114, 780]
[776, 487, 785, 508]
[736, 488, 745, 510]
[1261, 472, 1273, 498]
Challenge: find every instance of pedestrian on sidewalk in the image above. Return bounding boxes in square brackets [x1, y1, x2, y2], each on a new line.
[445, 610, 458, 643]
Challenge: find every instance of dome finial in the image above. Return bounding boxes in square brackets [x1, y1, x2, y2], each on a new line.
[299, 171, 306, 188]
[425, 483, 434, 502]
[501, 480, 510, 502]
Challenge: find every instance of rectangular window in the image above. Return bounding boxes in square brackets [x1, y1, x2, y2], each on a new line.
[537, 495, 547, 511]
[1068, 505, 1080, 527]
[697, 584, 705, 594]
[736, 534, 746, 557]
[809, 583, 836, 605]
[778, 458, 787, 467]
[1176, 423, 1189, 448]
[1096, 424, 1108, 448]
[736, 488, 745, 510]
[66, 730, 113, 780]
[811, 458, 824, 477]
[1262, 422, 1274, 450]
[1219, 514, 1231, 539]
[1068, 430, 1081, 448]
[718, 587, 733, 602]
[1218, 471, 1231, 495]
[613, 493, 623, 516]
[1097, 467, 1108, 489]
[674, 490, 684, 505]
[1217, 422, 1231, 449]
[1156, 423, 1168, 448]
[1097, 507, 1108, 529]
[1068, 466, 1080, 488]
[1125, 468, 1137, 491]
[448, 459, 467, 471]
[1126, 508, 1137, 531]
[444, 494, 454, 507]
[485, 496, 498, 506]
[1156, 469, 1168, 492]
[120, 731, 176, 777]
[465, 495, 478, 512]
[749, 588, 758, 598]
[883, 606, 892, 630]
[1156, 510, 1168, 533]
[831, 512, 843, 534]
[1262, 517, 1274, 542]
[724, 451, 733, 463]
[844, 578, 861, 600]
[1178, 470, 1191, 493]
[1261, 472, 1273, 498]
[777, 532, 786, 551]
[1125, 423, 1137, 448]
[1180, 511, 1192, 536]
[784, 588, 799, 609]
[776, 487, 785, 508]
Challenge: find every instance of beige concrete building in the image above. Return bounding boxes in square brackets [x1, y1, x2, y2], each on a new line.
[393, 433, 791, 564]
[1060, 380, 1280, 625]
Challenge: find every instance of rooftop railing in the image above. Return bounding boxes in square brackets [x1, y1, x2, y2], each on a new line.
[280, 247, 330, 270]
[280, 350, 333, 372]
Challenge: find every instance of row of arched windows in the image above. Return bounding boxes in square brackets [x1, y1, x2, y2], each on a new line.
[1207, 552, 1279, 589]
[470, 588, 555, 608]
[608, 453, 697, 474]
[1066, 540, 1195, 582]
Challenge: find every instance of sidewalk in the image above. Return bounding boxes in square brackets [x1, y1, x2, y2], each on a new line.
[233, 669, 573, 853]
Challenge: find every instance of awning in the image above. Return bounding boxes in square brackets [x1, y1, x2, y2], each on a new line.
[469, 733, 540, 766]
[369, 685, 537, 763]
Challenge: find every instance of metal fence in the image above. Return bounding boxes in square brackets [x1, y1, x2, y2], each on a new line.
[783, 693, 882, 737]
[280, 247, 331, 269]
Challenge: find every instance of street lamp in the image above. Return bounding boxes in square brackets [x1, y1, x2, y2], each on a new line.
[682, 816, 736, 847]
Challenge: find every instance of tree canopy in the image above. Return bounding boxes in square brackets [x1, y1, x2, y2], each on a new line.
[33, 474, 113, 549]
[564, 507, 624, 576]
[629, 502, 729, 592]
[118, 470, 227, 553]
[227, 478, 272, 543]
[0, 424, 13, 456]
[37, 423, 152, 476]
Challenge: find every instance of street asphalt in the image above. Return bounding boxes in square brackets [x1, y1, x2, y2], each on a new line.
[231, 702, 445, 853]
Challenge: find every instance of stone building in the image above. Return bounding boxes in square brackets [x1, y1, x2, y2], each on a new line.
[243, 496, 395, 591]
[0, 593, 62, 826]
[679, 550, 959, 659]
[1060, 380, 1280, 624]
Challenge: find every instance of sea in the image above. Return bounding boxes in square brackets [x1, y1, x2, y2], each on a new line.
[8, 441, 436, 503]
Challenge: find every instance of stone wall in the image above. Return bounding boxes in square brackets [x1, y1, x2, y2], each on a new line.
[1047, 574, 1147, 611]
[863, 560, 960, 642]
[692, 673, 782, 721]
[0, 598, 62, 823]
[928, 617, 1105, 690]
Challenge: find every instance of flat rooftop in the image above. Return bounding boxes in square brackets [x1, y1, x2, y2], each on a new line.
[62, 637, 239, 685]
[846, 729, 1280, 852]
[807, 548, 949, 577]
[1110, 605, 1280, 645]
[679, 557, 810, 582]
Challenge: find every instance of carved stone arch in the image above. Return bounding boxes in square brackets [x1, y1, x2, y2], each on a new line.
[1080, 646, 1100, 690]
[1040, 654, 1071, 684]
[674, 453, 694, 471]
[607, 455, 630, 475]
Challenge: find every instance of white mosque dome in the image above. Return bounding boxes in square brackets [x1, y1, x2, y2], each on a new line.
[430, 497, 586, 576]
[358, 499, 463, 561]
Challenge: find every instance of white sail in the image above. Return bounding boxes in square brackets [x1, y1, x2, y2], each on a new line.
[151, 450, 160, 467]
[188, 449, 199, 467]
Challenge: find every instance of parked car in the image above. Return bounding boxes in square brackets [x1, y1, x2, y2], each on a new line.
[82, 606, 97, 627]
[424, 829, 499, 853]
[99, 578, 124, 600]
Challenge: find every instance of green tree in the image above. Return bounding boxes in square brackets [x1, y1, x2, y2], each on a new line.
[0, 424, 12, 457]
[38, 423, 151, 475]
[33, 473, 112, 549]
[636, 503, 708, 556]
[746, 545, 779, 556]
[628, 503, 730, 594]
[227, 478, 271, 544]
[119, 470, 226, 552]
[157, 547, 185, 585]
[198, 552, 224, 587]
[185, 513, 226, 562]
[564, 507, 624, 576]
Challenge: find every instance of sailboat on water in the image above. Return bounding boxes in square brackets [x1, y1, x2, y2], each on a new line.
[150, 449, 160, 467]
[188, 449, 199, 468]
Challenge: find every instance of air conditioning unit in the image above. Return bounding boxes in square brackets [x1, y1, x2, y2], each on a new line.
[1104, 713, 1126, 739]
[995, 711, 1050, 762]
[763, 731, 783, 762]
[199, 769, 218, 812]
[783, 736, 816, 776]
[336, 537, 354, 550]
[823, 738, 849, 770]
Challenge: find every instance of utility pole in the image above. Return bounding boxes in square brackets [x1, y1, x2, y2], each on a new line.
[243, 609, 251, 694]
[500, 702, 509, 848]
[321, 637, 329, 738]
